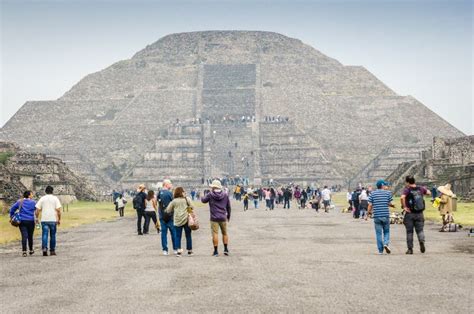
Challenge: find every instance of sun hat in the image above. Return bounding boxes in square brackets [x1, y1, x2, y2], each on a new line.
[376, 180, 388, 189]
[209, 179, 223, 189]
[137, 184, 145, 192]
[438, 184, 454, 197]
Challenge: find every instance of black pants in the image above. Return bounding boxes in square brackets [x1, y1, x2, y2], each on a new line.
[404, 212, 425, 249]
[118, 207, 124, 217]
[136, 210, 145, 234]
[284, 199, 290, 208]
[301, 199, 306, 209]
[143, 211, 158, 234]
[19, 220, 35, 252]
[353, 203, 360, 218]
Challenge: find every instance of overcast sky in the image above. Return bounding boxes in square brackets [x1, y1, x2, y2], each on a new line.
[1, 0, 472, 134]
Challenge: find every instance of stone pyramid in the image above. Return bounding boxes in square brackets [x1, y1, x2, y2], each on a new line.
[0, 31, 463, 190]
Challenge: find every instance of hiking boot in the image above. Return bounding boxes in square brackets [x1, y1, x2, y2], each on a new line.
[50, 251, 56, 256]
[43, 251, 48, 257]
[420, 241, 426, 253]
[406, 248, 413, 255]
[384, 245, 391, 254]
[138, 232, 143, 235]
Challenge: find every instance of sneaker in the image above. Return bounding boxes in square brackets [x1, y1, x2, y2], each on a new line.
[420, 241, 426, 253]
[22, 251, 27, 257]
[50, 251, 56, 256]
[173, 250, 178, 256]
[43, 251, 48, 257]
[224, 250, 230, 256]
[177, 248, 184, 254]
[378, 252, 384, 255]
[213, 252, 219, 257]
[138, 232, 143, 235]
[162, 250, 169, 256]
[176, 252, 182, 257]
[29, 250, 34, 256]
[384, 245, 391, 254]
[406, 248, 413, 255]
[188, 251, 194, 256]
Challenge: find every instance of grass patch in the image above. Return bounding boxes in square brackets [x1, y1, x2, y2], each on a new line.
[0, 152, 14, 165]
[331, 192, 474, 226]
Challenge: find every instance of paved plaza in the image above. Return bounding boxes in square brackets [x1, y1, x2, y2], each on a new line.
[1, 201, 472, 313]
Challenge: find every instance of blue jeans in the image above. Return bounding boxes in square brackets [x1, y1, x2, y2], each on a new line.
[253, 199, 259, 209]
[175, 224, 192, 251]
[41, 222, 57, 251]
[160, 219, 177, 252]
[374, 217, 390, 253]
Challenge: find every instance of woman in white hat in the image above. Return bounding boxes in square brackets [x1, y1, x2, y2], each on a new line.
[438, 184, 455, 226]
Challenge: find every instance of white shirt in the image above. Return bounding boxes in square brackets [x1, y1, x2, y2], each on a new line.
[36, 194, 62, 222]
[359, 190, 368, 201]
[116, 197, 126, 208]
[145, 199, 155, 212]
[346, 192, 352, 201]
[321, 188, 331, 201]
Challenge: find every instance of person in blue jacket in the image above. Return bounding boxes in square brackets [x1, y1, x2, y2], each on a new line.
[10, 190, 37, 257]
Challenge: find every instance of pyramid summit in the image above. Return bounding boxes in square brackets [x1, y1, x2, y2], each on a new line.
[0, 31, 463, 191]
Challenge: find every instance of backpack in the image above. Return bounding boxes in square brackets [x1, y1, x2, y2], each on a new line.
[294, 190, 301, 198]
[132, 193, 143, 210]
[351, 191, 360, 203]
[158, 191, 174, 222]
[406, 187, 425, 212]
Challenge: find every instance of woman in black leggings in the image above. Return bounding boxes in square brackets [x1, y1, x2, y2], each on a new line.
[9, 191, 37, 256]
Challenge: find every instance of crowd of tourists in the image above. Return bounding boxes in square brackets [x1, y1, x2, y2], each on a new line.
[7, 173, 461, 257]
[233, 184, 335, 212]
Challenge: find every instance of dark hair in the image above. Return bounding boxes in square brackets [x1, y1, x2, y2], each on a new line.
[173, 187, 185, 198]
[405, 176, 416, 185]
[45, 186, 54, 194]
[23, 190, 32, 198]
[147, 190, 154, 201]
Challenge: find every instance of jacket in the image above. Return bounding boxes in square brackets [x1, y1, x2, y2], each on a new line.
[201, 190, 231, 222]
[165, 196, 194, 227]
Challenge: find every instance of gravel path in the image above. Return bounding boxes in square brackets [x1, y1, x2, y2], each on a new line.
[1, 201, 472, 313]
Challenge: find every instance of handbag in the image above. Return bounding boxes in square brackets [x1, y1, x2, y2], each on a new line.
[185, 197, 199, 231]
[10, 199, 23, 227]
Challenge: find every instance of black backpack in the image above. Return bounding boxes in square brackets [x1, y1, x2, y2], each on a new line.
[352, 191, 360, 203]
[406, 187, 425, 212]
[133, 193, 143, 210]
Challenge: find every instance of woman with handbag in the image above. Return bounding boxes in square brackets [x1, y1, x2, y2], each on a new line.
[165, 187, 195, 256]
[9, 191, 37, 257]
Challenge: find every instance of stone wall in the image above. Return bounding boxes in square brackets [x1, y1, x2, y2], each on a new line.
[387, 136, 474, 200]
[0, 142, 97, 204]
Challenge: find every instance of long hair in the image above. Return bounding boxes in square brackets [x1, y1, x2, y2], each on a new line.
[173, 187, 185, 198]
[147, 190, 154, 201]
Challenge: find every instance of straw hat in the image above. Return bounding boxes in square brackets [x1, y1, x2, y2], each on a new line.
[209, 179, 223, 189]
[438, 184, 454, 197]
[137, 184, 145, 192]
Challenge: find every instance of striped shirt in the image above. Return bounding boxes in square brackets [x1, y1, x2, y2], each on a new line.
[368, 189, 393, 218]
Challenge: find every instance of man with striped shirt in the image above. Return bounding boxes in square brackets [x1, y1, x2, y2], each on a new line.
[368, 180, 395, 255]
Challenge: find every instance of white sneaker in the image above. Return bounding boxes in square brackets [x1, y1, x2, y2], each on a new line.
[162, 250, 169, 256]
[173, 250, 178, 255]
[178, 248, 183, 254]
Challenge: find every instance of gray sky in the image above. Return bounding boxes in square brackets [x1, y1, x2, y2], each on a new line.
[1, 0, 472, 134]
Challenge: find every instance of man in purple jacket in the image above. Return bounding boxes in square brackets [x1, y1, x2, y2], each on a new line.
[201, 179, 231, 257]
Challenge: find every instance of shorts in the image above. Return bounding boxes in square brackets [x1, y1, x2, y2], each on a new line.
[211, 221, 228, 235]
[323, 200, 331, 207]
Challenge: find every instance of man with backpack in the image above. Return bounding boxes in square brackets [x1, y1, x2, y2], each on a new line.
[157, 179, 177, 255]
[401, 176, 431, 254]
[132, 184, 147, 235]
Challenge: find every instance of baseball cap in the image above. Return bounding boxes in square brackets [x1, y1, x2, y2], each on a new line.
[376, 180, 389, 189]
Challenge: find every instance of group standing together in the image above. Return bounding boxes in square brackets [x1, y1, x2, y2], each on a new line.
[132, 179, 231, 257]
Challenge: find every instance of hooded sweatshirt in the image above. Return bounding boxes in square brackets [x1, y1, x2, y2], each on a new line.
[201, 190, 231, 222]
